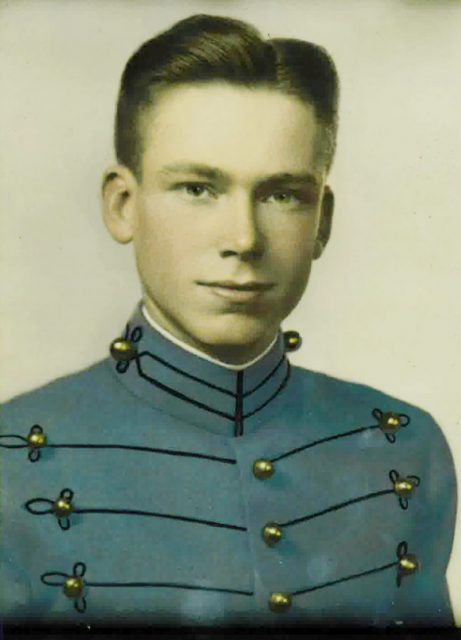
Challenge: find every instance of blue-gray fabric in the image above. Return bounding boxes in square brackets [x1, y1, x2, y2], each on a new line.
[0, 303, 457, 627]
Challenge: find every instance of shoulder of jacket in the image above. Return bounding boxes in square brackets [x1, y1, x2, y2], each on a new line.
[291, 364, 441, 429]
[0, 358, 113, 423]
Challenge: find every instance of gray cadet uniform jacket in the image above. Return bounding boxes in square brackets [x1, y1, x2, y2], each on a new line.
[0, 303, 457, 627]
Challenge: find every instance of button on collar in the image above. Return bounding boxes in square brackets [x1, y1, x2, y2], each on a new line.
[283, 331, 302, 352]
[110, 338, 138, 362]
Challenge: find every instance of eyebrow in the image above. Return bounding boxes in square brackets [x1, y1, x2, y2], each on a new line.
[160, 163, 226, 181]
[159, 163, 320, 189]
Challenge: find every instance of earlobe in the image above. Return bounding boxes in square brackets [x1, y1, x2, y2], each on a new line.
[313, 185, 334, 260]
[313, 239, 324, 260]
[101, 165, 138, 244]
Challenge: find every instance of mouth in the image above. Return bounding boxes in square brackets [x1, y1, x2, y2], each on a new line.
[196, 280, 275, 303]
[198, 280, 275, 291]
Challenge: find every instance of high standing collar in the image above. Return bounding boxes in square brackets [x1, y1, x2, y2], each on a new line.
[141, 304, 278, 372]
[106, 303, 293, 438]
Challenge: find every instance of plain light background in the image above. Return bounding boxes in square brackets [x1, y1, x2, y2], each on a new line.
[1, 0, 461, 622]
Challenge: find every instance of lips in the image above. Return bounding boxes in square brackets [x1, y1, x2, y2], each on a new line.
[197, 280, 275, 303]
[197, 280, 274, 291]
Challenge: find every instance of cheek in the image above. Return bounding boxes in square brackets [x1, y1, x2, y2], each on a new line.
[134, 220, 212, 299]
[267, 221, 317, 274]
[134, 211, 191, 275]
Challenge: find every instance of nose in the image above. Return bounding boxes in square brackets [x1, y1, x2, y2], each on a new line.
[219, 193, 264, 260]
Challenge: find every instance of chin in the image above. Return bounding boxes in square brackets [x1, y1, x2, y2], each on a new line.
[192, 314, 277, 349]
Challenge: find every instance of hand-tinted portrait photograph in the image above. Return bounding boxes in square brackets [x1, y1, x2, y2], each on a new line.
[1, 1, 460, 637]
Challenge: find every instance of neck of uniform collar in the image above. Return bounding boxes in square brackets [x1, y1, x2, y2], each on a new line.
[141, 304, 278, 372]
[107, 302, 293, 437]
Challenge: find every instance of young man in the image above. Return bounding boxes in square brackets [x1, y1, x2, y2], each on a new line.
[0, 14, 457, 628]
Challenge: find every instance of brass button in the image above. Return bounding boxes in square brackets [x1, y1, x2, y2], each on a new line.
[399, 553, 419, 576]
[269, 592, 292, 613]
[63, 577, 85, 599]
[53, 498, 74, 519]
[379, 412, 402, 434]
[110, 338, 137, 362]
[253, 459, 274, 480]
[393, 478, 417, 498]
[283, 331, 302, 352]
[262, 522, 283, 546]
[27, 426, 47, 448]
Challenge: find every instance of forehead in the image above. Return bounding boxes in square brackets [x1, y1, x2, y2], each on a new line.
[140, 83, 321, 182]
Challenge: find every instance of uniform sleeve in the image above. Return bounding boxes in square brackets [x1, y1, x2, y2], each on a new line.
[399, 410, 457, 627]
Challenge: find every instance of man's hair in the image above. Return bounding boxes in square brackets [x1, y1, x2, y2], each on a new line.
[115, 14, 339, 179]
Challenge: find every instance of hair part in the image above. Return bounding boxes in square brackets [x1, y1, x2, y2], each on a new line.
[115, 14, 339, 180]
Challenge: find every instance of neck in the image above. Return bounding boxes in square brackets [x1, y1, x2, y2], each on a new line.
[141, 304, 278, 370]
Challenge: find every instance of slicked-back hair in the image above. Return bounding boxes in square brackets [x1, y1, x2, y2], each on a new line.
[115, 14, 339, 180]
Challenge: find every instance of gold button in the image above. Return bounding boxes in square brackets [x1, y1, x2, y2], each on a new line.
[110, 338, 137, 362]
[283, 331, 302, 352]
[27, 426, 47, 448]
[394, 478, 416, 498]
[27, 432, 47, 448]
[269, 592, 292, 613]
[399, 554, 419, 575]
[379, 412, 402, 433]
[253, 459, 274, 480]
[262, 523, 283, 546]
[53, 498, 74, 518]
[63, 577, 85, 599]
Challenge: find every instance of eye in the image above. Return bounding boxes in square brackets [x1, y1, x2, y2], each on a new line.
[264, 190, 301, 205]
[176, 182, 215, 199]
[261, 187, 318, 209]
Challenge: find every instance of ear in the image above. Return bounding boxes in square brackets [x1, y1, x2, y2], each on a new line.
[101, 165, 138, 244]
[313, 185, 334, 260]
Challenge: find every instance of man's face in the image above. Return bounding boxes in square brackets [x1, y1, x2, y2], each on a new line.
[117, 83, 331, 361]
